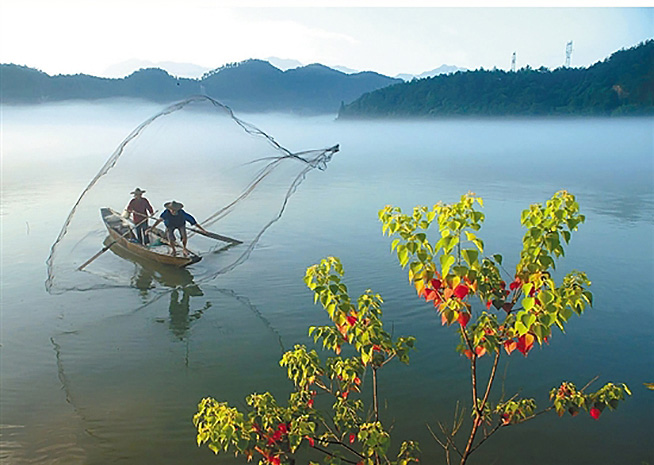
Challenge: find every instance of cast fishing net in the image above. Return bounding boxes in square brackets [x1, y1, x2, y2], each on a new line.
[45, 95, 339, 294]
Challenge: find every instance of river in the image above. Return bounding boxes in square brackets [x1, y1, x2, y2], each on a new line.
[1, 101, 653, 464]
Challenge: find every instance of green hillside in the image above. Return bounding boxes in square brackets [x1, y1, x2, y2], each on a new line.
[339, 41, 654, 118]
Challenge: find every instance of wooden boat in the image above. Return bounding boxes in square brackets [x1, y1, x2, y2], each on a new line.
[101, 207, 202, 267]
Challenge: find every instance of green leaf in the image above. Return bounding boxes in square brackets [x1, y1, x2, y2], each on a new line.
[461, 249, 479, 267]
[520, 312, 536, 329]
[398, 246, 409, 267]
[522, 296, 535, 311]
[440, 254, 455, 276]
[539, 289, 554, 306]
[515, 320, 529, 336]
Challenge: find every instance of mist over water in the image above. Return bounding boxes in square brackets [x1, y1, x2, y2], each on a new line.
[1, 102, 653, 465]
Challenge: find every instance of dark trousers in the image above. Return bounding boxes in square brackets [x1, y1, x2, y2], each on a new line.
[135, 222, 149, 245]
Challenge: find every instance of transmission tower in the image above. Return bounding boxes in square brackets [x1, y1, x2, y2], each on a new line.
[565, 41, 573, 67]
[511, 52, 516, 72]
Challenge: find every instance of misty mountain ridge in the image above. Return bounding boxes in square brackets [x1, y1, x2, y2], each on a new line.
[396, 64, 468, 81]
[101, 58, 463, 81]
[103, 59, 212, 79]
[0, 58, 401, 114]
[263, 57, 304, 71]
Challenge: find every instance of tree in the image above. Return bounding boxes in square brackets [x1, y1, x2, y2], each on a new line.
[193, 191, 629, 465]
[379, 191, 630, 464]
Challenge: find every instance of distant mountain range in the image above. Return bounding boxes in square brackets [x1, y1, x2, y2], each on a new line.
[0, 59, 401, 114]
[99, 57, 460, 80]
[395, 64, 468, 81]
[102, 59, 211, 78]
[4, 42, 651, 117]
[339, 41, 654, 118]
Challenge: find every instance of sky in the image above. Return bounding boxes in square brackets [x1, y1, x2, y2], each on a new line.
[0, 1, 652, 78]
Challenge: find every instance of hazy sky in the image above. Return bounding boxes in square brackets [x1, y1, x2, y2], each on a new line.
[1, 1, 651, 77]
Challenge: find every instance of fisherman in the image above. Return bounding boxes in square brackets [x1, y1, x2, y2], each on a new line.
[148, 201, 209, 256]
[126, 188, 154, 245]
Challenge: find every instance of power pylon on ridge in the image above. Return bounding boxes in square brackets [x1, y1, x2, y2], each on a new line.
[511, 52, 516, 72]
[565, 41, 573, 67]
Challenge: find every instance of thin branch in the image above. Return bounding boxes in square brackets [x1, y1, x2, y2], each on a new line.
[469, 422, 503, 454]
[310, 444, 359, 465]
[426, 422, 448, 450]
[460, 329, 478, 411]
[513, 405, 555, 424]
[480, 350, 501, 411]
[426, 423, 452, 465]
[437, 421, 463, 458]
[580, 375, 600, 393]
[323, 439, 365, 459]
[372, 367, 379, 422]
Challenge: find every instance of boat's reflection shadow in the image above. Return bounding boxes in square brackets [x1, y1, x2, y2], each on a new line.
[104, 236, 207, 340]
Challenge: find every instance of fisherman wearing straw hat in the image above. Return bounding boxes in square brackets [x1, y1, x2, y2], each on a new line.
[126, 188, 154, 245]
[149, 201, 209, 256]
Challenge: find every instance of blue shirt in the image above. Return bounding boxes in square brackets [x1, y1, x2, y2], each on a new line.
[160, 209, 197, 229]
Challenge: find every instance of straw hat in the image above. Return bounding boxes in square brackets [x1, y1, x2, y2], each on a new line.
[164, 201, 184, 211]
[130, 187, 146, 195]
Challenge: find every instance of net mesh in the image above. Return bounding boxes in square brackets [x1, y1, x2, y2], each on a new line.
[45, 95, 339, 294]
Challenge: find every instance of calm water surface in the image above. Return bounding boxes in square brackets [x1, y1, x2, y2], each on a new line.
[1, 102, 653, 465]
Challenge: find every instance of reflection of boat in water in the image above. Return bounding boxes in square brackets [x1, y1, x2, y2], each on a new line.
[101, 207, 201, 267]
[105, 233, 206, 340]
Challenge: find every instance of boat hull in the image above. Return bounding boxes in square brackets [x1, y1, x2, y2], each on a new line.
[101, 208, 201, 267]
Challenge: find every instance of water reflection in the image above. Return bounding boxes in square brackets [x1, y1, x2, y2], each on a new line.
[104, 236, 208, 340]
[585, 192, 654, 225]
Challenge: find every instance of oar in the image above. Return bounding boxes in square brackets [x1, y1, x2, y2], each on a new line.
[143, 213, 242, 245]
[187, 227, 242, 244]
[78, 211, 157, 271]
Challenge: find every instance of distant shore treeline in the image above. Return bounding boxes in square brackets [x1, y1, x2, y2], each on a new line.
[0, 60, 400, 114]
[2, 41, 652, 117]
[339, 41, 654, 118]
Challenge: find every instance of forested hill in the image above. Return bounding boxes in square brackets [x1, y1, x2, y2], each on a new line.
[0, 60, 400, 114]
[339, 41, 654, 118]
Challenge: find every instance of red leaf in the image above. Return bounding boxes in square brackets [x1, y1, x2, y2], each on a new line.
[457, 311, 471, 327]
[454, 284, 469, 299]
[307, 398, 314, 408]
[349, 433, 356, 444]
[475, 345, 487, 357]
[516, 333, 535, 356]
[441, 312, 449, 326]
[509, 278, 521, 291]
[424, 288, 438, 302]
[306, 436, 315, 447]
[346, 315, 357, 326]
[502, 302, 514, 314]
[486, 300, 492, 310]
[463, 349, 474, 359]
[503, 340, 517, 355]
[590, 407, 601, 420]
[430, 278, 442, 289]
